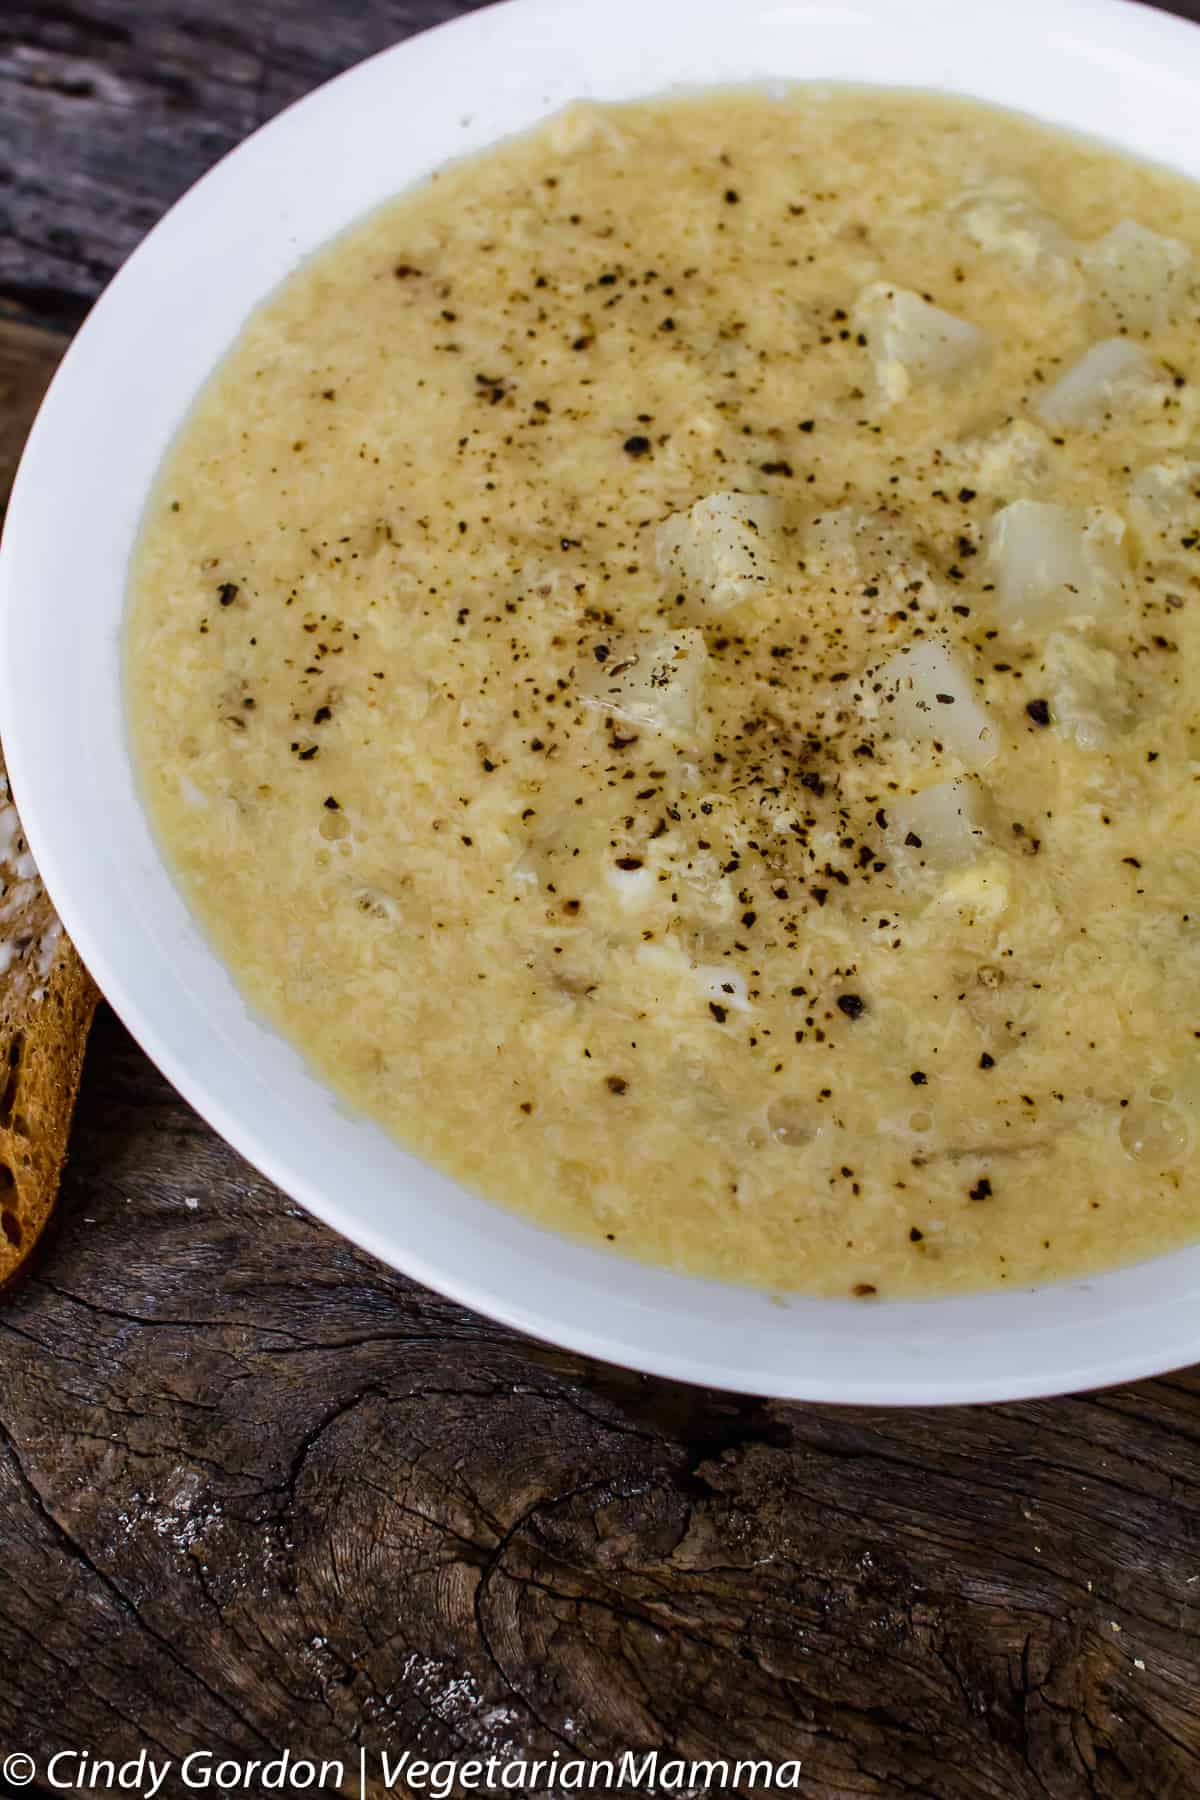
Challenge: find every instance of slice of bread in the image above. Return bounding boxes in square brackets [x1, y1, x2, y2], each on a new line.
[0, 749, 97, 1290]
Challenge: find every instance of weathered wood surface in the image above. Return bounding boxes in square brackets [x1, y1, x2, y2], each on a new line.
[4, 1001, 1200, 1797]
[0, 0, 491, 332]
[2, 4, 1200, 1794]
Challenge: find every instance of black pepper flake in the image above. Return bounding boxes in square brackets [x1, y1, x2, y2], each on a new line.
[615, 855, 643, 870]
[760, 459, 794, 477]
[481, 757, 496, 772]
[323, 796, 340, 811]
[606, 1075, 628, 1094]
[837, 994, 866, 1020]
[519, 1101, 533, 1114]
[851, 1283, 877, 1298]
[217, 582, 239, 607]
[969, 1178, 993, 1201]
[709, 1002, 728, 1023]
[1026, 698, 1051, 727]
[799, 419, 815, 433]
[724, 188, 740, 204]
[979, 1052, 995, 1069]
[904, 831, 923, 849]
[909, 1227, 924, 1243]
[297, 745, 318, 761]
[810, 886, 829, 907]
[593, 644, 609, 663]
[741, 910, 757, 927]
[622, 434, 652, 457]
[1122, 856, 1142, 868]
[313, 704, 332, 724]
[910, 1070, 928, 1086]
[958, 487, 976, 502]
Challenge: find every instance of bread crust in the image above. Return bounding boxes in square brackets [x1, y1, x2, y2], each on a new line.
[0, 752, 97, 1291]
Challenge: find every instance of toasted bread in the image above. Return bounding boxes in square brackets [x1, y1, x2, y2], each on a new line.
[0, 749, 97, 1290]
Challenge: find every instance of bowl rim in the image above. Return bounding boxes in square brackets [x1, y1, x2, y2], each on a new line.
[4, 0, 1200, 1405]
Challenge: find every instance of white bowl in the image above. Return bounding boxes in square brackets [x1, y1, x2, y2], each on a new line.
[3, 0, 1199, 1404]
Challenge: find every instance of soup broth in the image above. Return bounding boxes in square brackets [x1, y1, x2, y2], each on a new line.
[127, 88, 1200, 1298]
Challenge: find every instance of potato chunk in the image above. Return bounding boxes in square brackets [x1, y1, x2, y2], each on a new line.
[890, 778, 991, 870]
[1129, 458, 1200, 543]
[1128, 459, 1200, 603]
[855, 283, 988, 404]
[955, 181, 1073, 280]
[1084, 220, 1192, 334]
[872, 640, 997, 768]
[1034, 338, 1157, 430]
[1038, 630, 1133, 751]
[694, 965, 752, 1014]
[985, 499, 1127, 628]
[579, 629, 708, 741]
[655, 492, 779, 615]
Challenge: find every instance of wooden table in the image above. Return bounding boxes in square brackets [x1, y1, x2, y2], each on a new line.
[2, 5, 1200, 1794]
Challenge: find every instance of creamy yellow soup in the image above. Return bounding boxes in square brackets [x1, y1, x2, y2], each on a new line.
[127, 88, 1200, 1299]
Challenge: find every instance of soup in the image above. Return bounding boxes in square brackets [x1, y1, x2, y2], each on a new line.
[127, 88, 1200, 1298]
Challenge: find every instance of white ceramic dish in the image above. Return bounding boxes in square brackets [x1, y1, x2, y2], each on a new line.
[3, 0, 1199, 1404]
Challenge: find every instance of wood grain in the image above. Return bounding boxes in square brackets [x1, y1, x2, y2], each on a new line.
[2, 4, 1200, 1792]
[0, 318, 67, 507]
[0, 1, 491, 331]
[2, 1002, 1199, 1795]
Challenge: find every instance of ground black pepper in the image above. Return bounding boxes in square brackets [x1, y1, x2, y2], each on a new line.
[138, 89, 1200, 1305]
